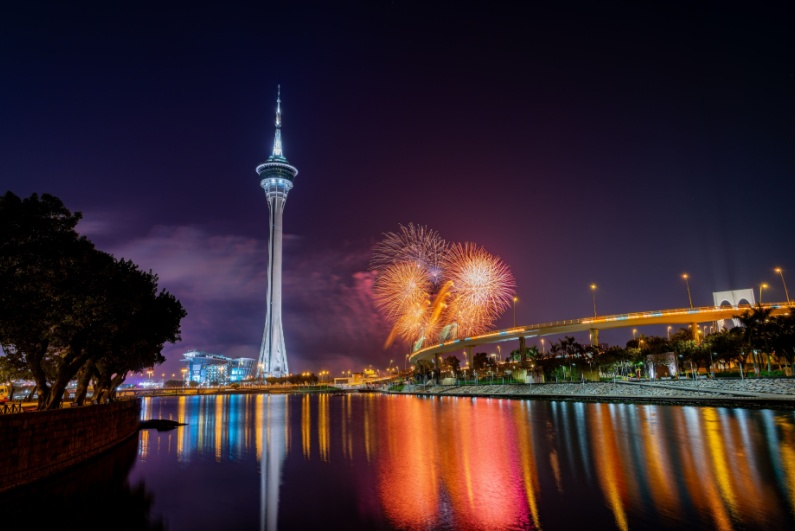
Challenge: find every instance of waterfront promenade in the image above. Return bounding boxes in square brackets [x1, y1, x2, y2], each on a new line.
[396, 378, 795, 408]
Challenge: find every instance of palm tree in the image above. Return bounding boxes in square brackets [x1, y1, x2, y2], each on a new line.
[736, 306, 774, 374]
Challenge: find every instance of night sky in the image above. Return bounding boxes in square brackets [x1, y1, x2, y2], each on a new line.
[3, 2, 794, 379]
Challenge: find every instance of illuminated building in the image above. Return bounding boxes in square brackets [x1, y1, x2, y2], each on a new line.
[256, 85, 299, 379]
[181, 350, 256, 385]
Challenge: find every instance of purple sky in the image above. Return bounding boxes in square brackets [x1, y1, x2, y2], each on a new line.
[3, 3, 794, 379]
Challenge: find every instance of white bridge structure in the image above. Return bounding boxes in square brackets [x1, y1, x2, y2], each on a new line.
[409, 301, 792, 364]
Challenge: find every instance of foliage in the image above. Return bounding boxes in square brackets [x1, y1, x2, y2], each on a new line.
[443, 354, 460, 374]
[472, 352, 490, 370]
[0, 191, 186, 410]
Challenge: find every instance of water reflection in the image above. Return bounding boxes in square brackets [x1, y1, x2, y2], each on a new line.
[130, 394, 795, 530]
[258, 394, 288, 531]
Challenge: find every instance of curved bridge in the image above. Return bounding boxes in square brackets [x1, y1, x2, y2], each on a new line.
[409, 302, 792, 364]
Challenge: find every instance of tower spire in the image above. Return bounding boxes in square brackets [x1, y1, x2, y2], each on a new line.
[271, 85, 283, 158]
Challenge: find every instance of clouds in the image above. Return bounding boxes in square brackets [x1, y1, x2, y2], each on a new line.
[86, 212, 396, 376]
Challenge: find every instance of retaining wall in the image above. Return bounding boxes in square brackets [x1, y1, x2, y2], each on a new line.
[0, 399, 141, 493]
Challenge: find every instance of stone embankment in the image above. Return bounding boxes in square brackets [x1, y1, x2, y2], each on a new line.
[396, 378, 795, 409]
[0, 398, 141, 493]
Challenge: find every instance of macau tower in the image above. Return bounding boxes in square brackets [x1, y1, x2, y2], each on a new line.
[256, 86, 298, 378]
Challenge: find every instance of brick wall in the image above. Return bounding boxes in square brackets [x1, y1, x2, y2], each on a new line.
[0, 399, 141, 493]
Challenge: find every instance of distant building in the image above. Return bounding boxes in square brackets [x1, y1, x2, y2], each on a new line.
[182, 350, 256, 386]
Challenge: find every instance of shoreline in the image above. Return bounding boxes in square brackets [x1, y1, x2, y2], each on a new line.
[391, 378, 795, 410]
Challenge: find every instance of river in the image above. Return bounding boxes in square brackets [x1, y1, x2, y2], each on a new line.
[3, 393, 795, 530]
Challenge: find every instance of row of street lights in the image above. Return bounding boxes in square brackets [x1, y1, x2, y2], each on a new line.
[588, 267, 790, 321]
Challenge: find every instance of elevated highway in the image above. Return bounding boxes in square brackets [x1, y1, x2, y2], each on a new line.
[409, 302, 793, 364]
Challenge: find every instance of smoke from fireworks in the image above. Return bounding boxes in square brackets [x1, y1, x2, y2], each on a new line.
[371, 224, 516, 350]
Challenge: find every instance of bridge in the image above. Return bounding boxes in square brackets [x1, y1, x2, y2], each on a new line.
[409, 302, 793, 364]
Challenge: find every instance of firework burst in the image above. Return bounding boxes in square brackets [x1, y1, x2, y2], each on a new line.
[371, 225, 516, 350]
[444, 242, 516, 337]
[370, 223, 448, 288]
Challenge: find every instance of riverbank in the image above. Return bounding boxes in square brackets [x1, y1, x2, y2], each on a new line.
[394, 378, 795, 409]
[0, 399, 141, 494]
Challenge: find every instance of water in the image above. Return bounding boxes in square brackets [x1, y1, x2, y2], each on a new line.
[4, 393, 795, 530]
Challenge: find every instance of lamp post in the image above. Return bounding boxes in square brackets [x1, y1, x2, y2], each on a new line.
[667, 325, 672, 340]
[632, 329, 637, 342]
[181, 367, 187, 386]
[513, 296, 518, 327]
[590, 284, 597, 318]
[775, 267, 791, 305]
[682, 273, 693, 309]
[540, 338, 545, 354]
[759, 283, 768, 305]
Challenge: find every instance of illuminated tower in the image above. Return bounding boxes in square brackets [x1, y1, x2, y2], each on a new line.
[257, 86, 298, 378]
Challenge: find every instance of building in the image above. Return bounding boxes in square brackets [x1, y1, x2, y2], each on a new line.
[182, 350, 256, 386]
[256, 85, 298, 379]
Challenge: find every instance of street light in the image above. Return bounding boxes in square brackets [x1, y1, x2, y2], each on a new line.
[759, 283, 768, 305]
[632, 329, 637, 341]
[590, 284, 597, 318]
[682, 273, 693, 309]
[667, 325, 672, 340]
[775, 268, 790, 305]
[540, 338, 545, 354]
[513, 296, 518, 327]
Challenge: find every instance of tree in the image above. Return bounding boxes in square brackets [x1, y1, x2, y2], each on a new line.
[0, 191, 95, 409]
[472, 352, 489, 370]
[736, 307, 775, 374]
[705, 329, 745, 372]
[444, 355, 460, 375]
[769, 311, 795, 368]
[0, 192, 185, 409]
[0, 350, 32, 401]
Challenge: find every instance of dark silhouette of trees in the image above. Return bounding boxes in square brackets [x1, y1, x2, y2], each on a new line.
[0, 192, 186, 410]
[443, 355, 460, 375]
[472, 352, 489, 370]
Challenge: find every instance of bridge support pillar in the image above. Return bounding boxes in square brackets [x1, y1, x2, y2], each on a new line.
[589, 329, 599, 347]
[434, 352, 442, 381]
[691, 322, 700, 342]
[518, 336, 526, 366]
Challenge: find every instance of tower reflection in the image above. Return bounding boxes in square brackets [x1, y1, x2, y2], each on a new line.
[256, 394, 288, 531]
